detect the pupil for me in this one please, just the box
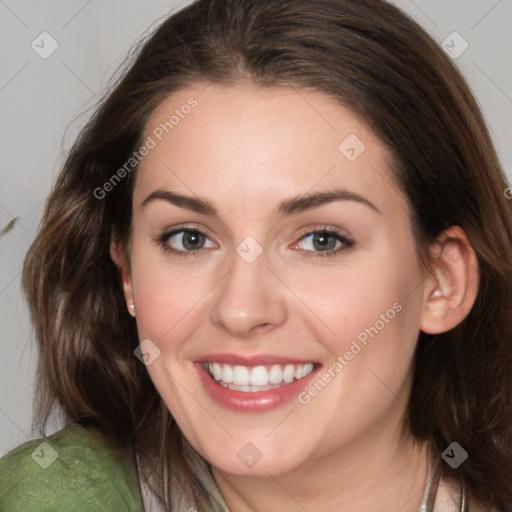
[314,233,335,251]
[183,231,203,250]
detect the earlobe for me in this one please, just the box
[420,227,479,334]
[109,237,136,317]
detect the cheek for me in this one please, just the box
[128,238,210,340]
[284,249,420,357]
[294,254,422,438]
[323,251,423,398]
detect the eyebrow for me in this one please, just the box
[141,189,381,216]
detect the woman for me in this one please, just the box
[1,0,511,510]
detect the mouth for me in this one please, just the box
[201,361,317,392]
[195,356,322,411]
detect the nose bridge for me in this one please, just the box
[210,239,286,337]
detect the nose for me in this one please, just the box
[210,247,287,339]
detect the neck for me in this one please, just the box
[212,428,430,512]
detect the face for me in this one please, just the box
[121,83,430,477]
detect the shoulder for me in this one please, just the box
[0,424,144,511]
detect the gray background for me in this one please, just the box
[1,0,511,456]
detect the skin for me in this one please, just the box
[111,83,479,511]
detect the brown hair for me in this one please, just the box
[22,0,512,510]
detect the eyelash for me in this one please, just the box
[154,225,354,259]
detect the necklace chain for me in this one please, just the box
[422,455,466,512]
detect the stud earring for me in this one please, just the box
[129,304,135,310]
[432,290,442,298]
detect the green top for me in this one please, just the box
[0,425,230,511]
[0,425,145,511]
[0,424,469,511]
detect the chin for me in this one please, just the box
[208,452,305,477]
[194,434,313,478]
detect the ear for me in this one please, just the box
[110,234,136,317]
[420,226,479,334]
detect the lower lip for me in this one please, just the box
[196,363,321,412]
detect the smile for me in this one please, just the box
[196,356,322,412]
[202,362,316,392]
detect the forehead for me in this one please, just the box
[134,83,405,217]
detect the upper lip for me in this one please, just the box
[196,353,319,366]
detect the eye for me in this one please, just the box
[155,227,216,256]
[292,228,354,258]
[154,225,353,258]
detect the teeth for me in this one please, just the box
[250,366,268,386]
[303,363,314,376]
[212,363,222,381]
[233,365,250,386]
[268,365,283,384]
[222,364,233,383]
[283,364,295,383]
[203,362,316,390]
